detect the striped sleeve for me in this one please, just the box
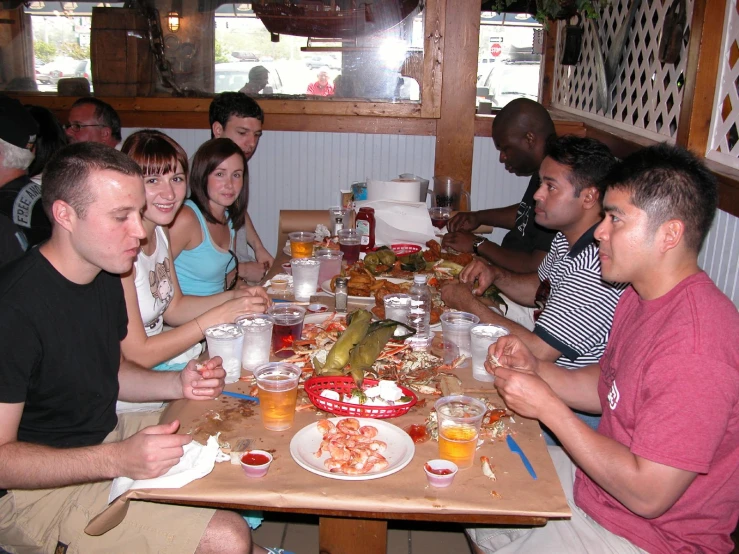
[535,244,626,367]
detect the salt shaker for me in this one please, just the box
[334,277,348,313]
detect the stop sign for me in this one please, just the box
[490,43,502,57]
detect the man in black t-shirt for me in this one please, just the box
[443,99,557,273]
[0,143,265,553]
[0,95,51,266]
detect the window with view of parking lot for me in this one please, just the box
[476,12,543,113]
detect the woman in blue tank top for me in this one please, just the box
[170,138,249,296]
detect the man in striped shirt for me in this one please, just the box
[442,135,625,432]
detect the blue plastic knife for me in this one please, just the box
[506,434,537,480]
[221,391,260,404]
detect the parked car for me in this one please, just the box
[214,62,284,94]
[37,58,90,86]
[476,61,540,108]
[304,54,341,71]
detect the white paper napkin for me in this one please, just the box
[108,435,229,503]
[355,200,436,246]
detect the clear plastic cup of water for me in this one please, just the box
[440,311,480,367]
[291,257,321,301]
[204,323,245,384]
[470,324,510,382]
[235,314,275,373]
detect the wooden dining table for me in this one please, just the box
[88,212,569,554]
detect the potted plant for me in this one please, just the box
[486,0,610,24]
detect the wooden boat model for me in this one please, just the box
[253,0,421,39]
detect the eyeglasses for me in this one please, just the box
[63,123,106,132]
[224,250,240,291]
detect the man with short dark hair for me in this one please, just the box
[442,136,625,433]
[209,92,274,282]
[240,65,270,95]
[469,143,739,554]
[0,142,273,554]
[444,98,557,273]
[0,94,51,265]
[65,97,122,148]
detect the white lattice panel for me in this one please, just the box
[552,0,693,141]
[707,0,739,168]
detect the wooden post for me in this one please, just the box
[539,21,559,108]
[318,517,387,554]
[676,0,726,153]
[432,0,481,209]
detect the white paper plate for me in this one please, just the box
[289,417,415,481]
[320,277,410,302]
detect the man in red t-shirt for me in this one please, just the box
[468,144,739,554]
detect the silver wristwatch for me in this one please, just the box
[472,236,486,255]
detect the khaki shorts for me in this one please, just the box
[467,446,647,554]
[0,411,215,554]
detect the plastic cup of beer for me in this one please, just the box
[440,311,480,367]
[434,395,487,469]
[254,362,301,431]
[289,231,316,259]
[291,257,321,301]
[204,323,245,384]
[470,324,510,382]
[316,249,344,285]
[337,229,361,266]
[268,304,306,359]
[235,314,275,374]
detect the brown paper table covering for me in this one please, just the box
[87,362,569,536]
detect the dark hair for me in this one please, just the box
[42,142,142,220]
[544,135,617,198]
[604,143,718,252]
[493,98,556,141]
[71,97,122,141]
[25,105,68,178]
[209,92,264,136]
[189,138,247,229]
[121,129,189,177]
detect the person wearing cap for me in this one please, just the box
[307,67,334,96]
[0,94,51,265]
[239,65,270,95]
[64,97,122,148]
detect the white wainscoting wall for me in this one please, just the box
[122,128,739,306]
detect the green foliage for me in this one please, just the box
[34,41,57,64]
[59,43,90,60]
[215,41,230,63]
[490,0,609,25]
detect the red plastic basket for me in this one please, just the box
[370,244,421,256]
[304,376,417,419]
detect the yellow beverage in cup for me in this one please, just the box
[289,232,316,259]
[438,423,478,469]
[435,395,487,470]
[290,240,313,258]
[254,362,301,431]
[259,382,299,431]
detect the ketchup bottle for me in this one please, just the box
[355,207,375,252]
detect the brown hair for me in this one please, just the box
[42,142,142,220]
[121,129,189,177]
[189,138,247,229]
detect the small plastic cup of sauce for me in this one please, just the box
[423,459,458,488]
[240,450,273,478]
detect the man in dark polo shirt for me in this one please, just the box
[0,94,51,265]
[443,98,557,273]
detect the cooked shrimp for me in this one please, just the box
[316,419,337,436]
[358,425,378,439]
[337,418,361,435]
[369,440,387,453]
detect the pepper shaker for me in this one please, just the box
[334,277,348,313]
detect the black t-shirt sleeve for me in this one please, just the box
[115,275,129,342]
[0,303,40,403]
